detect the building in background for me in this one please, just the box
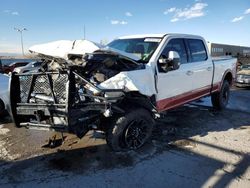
[207,42,250,57]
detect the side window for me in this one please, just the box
[161,39,188,64]
[187,39,207,62]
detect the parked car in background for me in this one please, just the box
[0,73,9,116]
[236,64,250,87]
[13,61,43,73]
[3,61,29,74]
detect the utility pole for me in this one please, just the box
[14,27,27,56]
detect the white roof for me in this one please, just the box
[118,33,203,40]
[118,34,165,39]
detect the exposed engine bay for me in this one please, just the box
[72,50,144,83]
[43,49,144,83]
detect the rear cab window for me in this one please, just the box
[187,39,208,62]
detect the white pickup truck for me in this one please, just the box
[9,34,237,151]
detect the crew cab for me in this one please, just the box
[9,34,237,151]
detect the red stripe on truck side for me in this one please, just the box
[156,82,220,112]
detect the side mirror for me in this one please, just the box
[168,51,180,70]
[158,51,181,72]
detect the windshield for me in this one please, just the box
[107,38,161,63]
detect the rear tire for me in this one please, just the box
[211,80,230,110]
[106,108,154,151]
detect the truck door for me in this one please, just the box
[186,39,214,94]
[156,38,193,112]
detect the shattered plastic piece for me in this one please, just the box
[98,66,156,96]
[103,109,112,117]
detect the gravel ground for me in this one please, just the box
[0,87,249,188]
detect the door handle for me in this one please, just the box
[207,67,212,71]
[186,70,193,76]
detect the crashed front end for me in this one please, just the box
[9,50,156,138]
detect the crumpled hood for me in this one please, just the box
[29,40,141,63]
[29,40,102,60]
[237,69,250,75]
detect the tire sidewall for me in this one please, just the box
[107,108,154,151]
[219,81,230,109]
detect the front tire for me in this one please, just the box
[211,80,230,110]
[106,108,154,151]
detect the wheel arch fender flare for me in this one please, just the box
[219,69,233,91]
[118,92,157,115]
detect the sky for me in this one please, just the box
[0,0,250,54]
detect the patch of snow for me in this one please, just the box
[0,141,20,161]
[0,128,10,135]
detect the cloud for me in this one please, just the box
[3,10,19,16]
[175,3,208,19]
[111,20,119,25]
[245,8,250,15]
[120,21,128,25]
[164,2,208,22]
[231,16,244,22]
[164,7,176,15]
[11,11,19,16]
[230,8,250,23]
[125,12,133,17]
[170,18,179,22]
[111,20,128,25]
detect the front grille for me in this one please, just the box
[33,75,52,95]
[19,75,33,103]
[19,73,68,104]
[53,74,68,102]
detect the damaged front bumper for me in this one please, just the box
[9,67,125,138]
